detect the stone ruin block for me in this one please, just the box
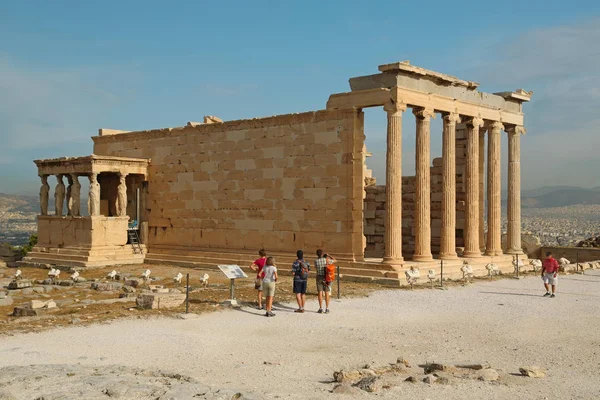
[8,280,32,290]
[136,293,186,310]
[91,282,123,291]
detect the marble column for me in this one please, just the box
[54,174,65,217]
[70,174,81,217]
[88,173,101,216]
[382,101,407,266]
[479,128,486,252]
[506,126,525,254]
[464,117,484,257]
[413,107,434,261]
[439,113,460,259]
[117,173,128,217]
[486,121,504,256]
[66,174,73,216]
[39,175,50,216]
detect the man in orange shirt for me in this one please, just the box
[541,251,559,298]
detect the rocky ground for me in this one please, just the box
[0,269,599,399]
[0,264,376,335]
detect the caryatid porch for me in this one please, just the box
[328,61,532,270]
[20,155,150,268]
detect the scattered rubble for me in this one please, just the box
[136,293,186,310]
[331,358,545,394]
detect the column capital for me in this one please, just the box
[488,121,505,131]
[506,125,526,136]
[383,101,407,115]
[412,107,435,120]
[465,117,484,128]
[442,112,461,123]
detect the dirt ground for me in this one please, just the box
[1,267,599,399]
[0,264,379,335]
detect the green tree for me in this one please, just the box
[21,234,38,256]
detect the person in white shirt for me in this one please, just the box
[261,257,278,317]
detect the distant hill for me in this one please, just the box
[501,186,600,208]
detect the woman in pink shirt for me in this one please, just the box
[249,249,267,309]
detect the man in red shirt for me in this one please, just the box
[541,251,559,298]
[249,249,267,309]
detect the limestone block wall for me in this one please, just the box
[364,137,468,259]
[92,109,366,260]
[37,216,129,247]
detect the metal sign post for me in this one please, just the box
[440,260,444,289]
[218,265,248,307]
[336,265,340,300]
[185,273,190,314]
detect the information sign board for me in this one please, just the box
[217,265,248,279]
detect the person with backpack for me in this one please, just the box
[291,249,310,313]
[314,249,331,314]
[261,257,278,317]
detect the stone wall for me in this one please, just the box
[37,216,129,247]
[92,109,366,259]
[363,128,469,259]
[538,246,600,263]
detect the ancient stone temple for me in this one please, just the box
[22,61,532,282]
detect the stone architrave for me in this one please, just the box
[413,107,434,261]
[39,175,50,216]
[440,113,460,259]
[88,173,101,216]
[464,117,484,257]
[117,173,128,217]
[486,121,504,256]
[71,174,81,217]
[506,125,526,254]
[382,101,407,266]
[54,174,65,216]
[65,174,73,216]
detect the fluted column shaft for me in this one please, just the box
[478,128,486,252]
[506,126,525,254]
[382,102,407,266]
[440,113,460,259]
[486,121,503,256]
[464,117,484,257]
[413,107,434,261]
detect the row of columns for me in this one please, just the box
[382,102,524,265]
[39,173,128,217]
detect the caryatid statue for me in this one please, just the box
[39,175,50,215]
[70,174,81,216]
[116,173,127,217]
[65,174,73,216]
[88,173,101,216]
[54,174,66,216]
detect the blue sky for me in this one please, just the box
[1,0,599,195]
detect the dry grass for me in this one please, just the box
[0,263,381,335]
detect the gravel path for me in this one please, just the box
[1,271,600,399]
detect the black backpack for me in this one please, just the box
[297,260,309,280]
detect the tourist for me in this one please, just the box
[261,257,278,317]
[314,249,331,314]
[291,250,310,313]
[542,251,560,298]
[249,249,267,309]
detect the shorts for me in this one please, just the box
[316,278,332,294]
[293,279,307,294]
[263,281,276,297]
[254,278,263,291]
[543,272,557,285]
